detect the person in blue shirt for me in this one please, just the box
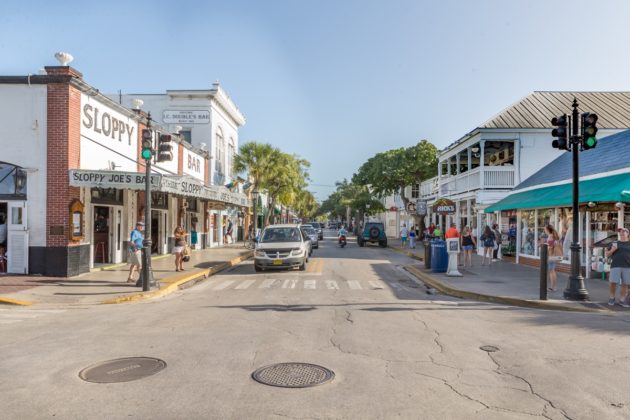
[127,222,144,283]
[338,225,348,244]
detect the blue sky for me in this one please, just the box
[2,0,629,200]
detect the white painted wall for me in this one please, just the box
[0,85,48,247]
[80,93,138,172]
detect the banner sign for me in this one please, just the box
[432,198,456,214]
[416,199,428,216]
[69,170,250,207]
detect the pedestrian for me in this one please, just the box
[191,223,198,250]
[433,224,442,240]
[445,222,459,239]
[428,223,436,239]
[492,224,503,261]
[173,226,187,272]
[542,225,562,291]
[460,226,476,267]
[226,219,234,244]
[400,224,409,248]
[127,222,144,283]
[480,225,496,266]
[605,227,630,307]
[409,225,417,249]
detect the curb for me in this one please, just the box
[389,246,424,262]
[101,251,253,304]
[404,265,604,314]
[0,297,34,306]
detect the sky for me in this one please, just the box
[2,0,630,201]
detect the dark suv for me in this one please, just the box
[357,222,387,247]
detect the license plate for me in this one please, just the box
[273,259,283,265]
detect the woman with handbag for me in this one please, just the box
[543,225,562,291]
[480,225,496,266]
[173,226,187,272]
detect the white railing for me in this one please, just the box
[439,166,514,195]
[420,177,439,198]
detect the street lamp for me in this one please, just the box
[252,189,259,242]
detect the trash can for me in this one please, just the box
[424,240,432,269]
[431,240,448,273]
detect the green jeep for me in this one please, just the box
[358,222,387,247]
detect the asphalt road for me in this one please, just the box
[2,230,630,419]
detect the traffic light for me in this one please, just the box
[551,114,569,150]
[157,134,174,162]
[141,129,153,160]
[582,112,598,150]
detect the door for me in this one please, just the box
[7,201,28,274]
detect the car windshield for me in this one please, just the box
[304,228,317,235]
[310,223,320,229]
[260,227,301,243]
[301,224,313,229]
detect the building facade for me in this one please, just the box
[0,61,249,276]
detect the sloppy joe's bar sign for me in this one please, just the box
[69,170,250,208]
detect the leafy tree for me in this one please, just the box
[353,139,438,230]
[264,152,310,226]
[233,142,277,193]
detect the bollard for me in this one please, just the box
[540,243,548,300]
[424,240,432,269]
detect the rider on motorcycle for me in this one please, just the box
[338,225,348,244]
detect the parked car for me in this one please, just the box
[302,227,319,249]
[328,222,338,230]
[310,222,323,240]
[357,222,387,247]
[254,225,310,272]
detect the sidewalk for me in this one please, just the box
[0,245,253,306]
[388,238,618,313]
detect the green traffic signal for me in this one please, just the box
[141,148,152,160]
[584,136,597,148]
[582,113,598,150]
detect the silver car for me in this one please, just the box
[254,225,309,272]
[302,227,319,249]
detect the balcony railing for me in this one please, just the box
[438,166,515,196]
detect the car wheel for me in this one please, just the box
[254,264,263,272]
[299,260,306,271]
[358,238,365,247]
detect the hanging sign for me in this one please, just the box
[432,198,456,214]
[416,200,428,216]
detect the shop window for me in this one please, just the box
[91,188,123,205]
[470,144,481,170]
[179,130,192,144]
[521,210,535,256]
[537,209,554,255]
[440,161,449,176]
[151,192,169,210]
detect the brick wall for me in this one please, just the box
[46,75,81,247]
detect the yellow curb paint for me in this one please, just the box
[405,265,602,314]
[101,251,253,304]
[0,297,34,306]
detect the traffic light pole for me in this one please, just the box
[141,114,156,292]
[564,99,589,301]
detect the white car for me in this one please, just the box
[254,224,310,272]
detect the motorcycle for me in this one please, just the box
[338,234,347,248]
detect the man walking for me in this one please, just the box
[606,227,630,307]
[127,221,144,284]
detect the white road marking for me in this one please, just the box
[235,280,256,290]
[347,280,362,290]
[368,281,384,289]
[213,280,235,290]
[282,279,298,289]
[259,279,277,288]
[304,280,316,289]
[325,280,339,290]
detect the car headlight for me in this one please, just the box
[291,248,304,256]
[255,250,266,257]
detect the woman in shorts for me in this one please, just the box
[460,226,476,267]
[173,226,187,272]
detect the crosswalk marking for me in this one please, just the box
[0,308,66,324]
[235,279,256,289]
[347,280,362,290]
[213,280,235,290]
[369,281,384,289]
[259,279,277,288]
[325,280,339,290]
[304,280,316,289]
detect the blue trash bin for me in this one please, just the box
[431,240,448,273]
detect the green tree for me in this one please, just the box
[353,139,438,230]
[233,141,277,193]
[264,152,310,226]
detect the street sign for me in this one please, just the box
[416,200,427,216]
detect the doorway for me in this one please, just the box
[2,201,29,274]
[92,205,123,265]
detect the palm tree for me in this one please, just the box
[233,142,277,194]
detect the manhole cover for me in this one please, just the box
[252,362,334,388]
[79,357,166,383]
[480,345,499,353]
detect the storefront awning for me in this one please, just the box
[69,169,251,208]
[485,173,630,213]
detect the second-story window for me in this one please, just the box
[179,130,192,144]
[411,184,419,199]
[215,127,224,175]
[228,138,235,179]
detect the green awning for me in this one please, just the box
[485,173,630,213]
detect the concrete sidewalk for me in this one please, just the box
[0,245,253,306]
[387,238,618,313]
